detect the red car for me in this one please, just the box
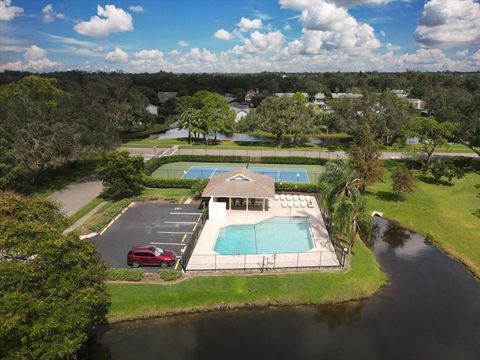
[127,245,177,268]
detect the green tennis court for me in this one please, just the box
[151,162,325,183]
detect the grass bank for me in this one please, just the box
[366,163,480,277]
[122,138,335,151]
[106,240,386,322]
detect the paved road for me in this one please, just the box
[92,202,202,270]
[48,180,104,216]
[125,147,478,160]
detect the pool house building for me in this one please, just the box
[186,167,341,271]
[202,168,275,216]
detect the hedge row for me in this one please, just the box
[90,198,133,232]
[145,155,249,175]
[106,268,145,281]
[142,175,319,193]
[142,175,197,188]
[144,155,328,175]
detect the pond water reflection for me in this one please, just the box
[82,218,480,360]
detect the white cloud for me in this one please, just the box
[329,0,394,7]
[168,49,180,56]
[281,0,380,54]
[415,0,480,47]
[73,5,133,38]
[232,30,284,55]
[0,44,61,72]
[178,40,188,47]
[283,22,292,31]
[0,0,23,21]
[456,49,469,57]
[24,44,46,61]
[380,30,386,37]
[385,43,400,52]
[105,47,128,63]
[129,48,175,72]
[237,17,262,32]
[41,4,65,23]
[129,5,144,13]
[214,29,234,40]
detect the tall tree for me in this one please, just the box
[96,150,145,198]
[318,161,373,253]
[406,116,455,164]
[0,192,108,359]
[348,124,384,188]
[391,166,416,200]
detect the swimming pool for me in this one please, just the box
[214,217,315,255]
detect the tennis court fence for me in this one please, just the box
[153,168,324,183]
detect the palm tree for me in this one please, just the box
[318,161,373,253]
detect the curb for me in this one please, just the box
[99,202,136,236]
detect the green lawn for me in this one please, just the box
[107,239,386,322]
[69,197,104,223]
[366,163,480,277]
[151,161,325,183]
[122,138,336,151]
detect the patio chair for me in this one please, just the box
[293,195,299,202]
[274,194,280,201]
[281,202,287,208]
[235,199,240,207]
[300,202,306,208]
[286,194,292,201]
[307,201,314,208]
[293,202,299,208]
[280,194,286,201]
[299,195,305,202]
[287,202,293,208]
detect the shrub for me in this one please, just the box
[158,269,182,281]
[90,198,133,232]
[191,179,208,198]
[391,166,416,200]
[257,157,328,165]
[424,232,434,245]
[275,182,319,192]
[142,176,197,188]
[106,268,145,281]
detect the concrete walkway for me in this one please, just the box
[63,201,106,234]
[49,180,104,216]
[125,147,478,160]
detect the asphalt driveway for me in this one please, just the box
[92,202,203,270]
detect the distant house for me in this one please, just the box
[224,93,237,104]
[157,92,177,104]
[146,104,158,115]
[229,102,251,122]
[408,98,427,111]
[392,89,408,98]
[274,92,308,99]
[244,90,256,103]
[331,93,363,99]
[313,92,325,104]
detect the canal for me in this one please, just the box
[82,218,480,359]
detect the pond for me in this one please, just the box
[82,218,480,359]
[150,128,346,145]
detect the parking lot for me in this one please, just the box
[92,202,203,270]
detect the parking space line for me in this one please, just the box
[181,234,187,243]
[164,221,197,224]
[157,231,193,234]
[170,212,202,215]
[150,242,186,246]
[174,259,180,270]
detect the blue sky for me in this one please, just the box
[0,0,479,72]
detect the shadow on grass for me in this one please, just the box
[472,209,480,219]
[370,190,398,202]
[419,175,454,187]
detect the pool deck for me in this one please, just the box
[187,195,340,271]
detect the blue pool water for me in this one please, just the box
[214,217,315,255]
[184,166,309,183]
